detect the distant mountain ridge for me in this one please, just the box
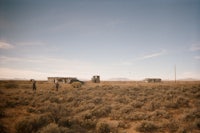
[178,78,200,81]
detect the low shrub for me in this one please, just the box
[120,105,133,114]
[19,98,29,106]
[193,119,200,130]
[110,110,121,120]
[182,109,200,122]
[101,85,114,90]
[77,103,95,113]
[115,96,130,104]
[0,123,7,133]
[37,123,69,133]
[176,128,187,133]
[58,117,73,128]
[71,82,82,88]
[0,90,4,94]
[21,85,31,89]
[0,108,5,118]
[4,83,19,89]
[96,122,110,133]
[118,121,129,129]
[136,121,159,132]
[46,103,70,123]
[5,99,19,108]
[143,101,161,111]
[165,120,179,132]
[176,96,189,107]
[27,107,37,113]
[179,119,200,132]
[15,114,53,133]
[124,112,149,121]
[80,119,97,129]
[49,96,60,103]
[92,105,111,118]
[131,101,144,108]
[93,97,102,104]
[164,100,179,109]
[150,110,171,120]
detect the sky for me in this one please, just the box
[0,0,200,80]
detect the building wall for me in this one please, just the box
[91,75,100,83]
[48,77,77,83]
[144,78,162,83]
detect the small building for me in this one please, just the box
[48,77,77,83]
[91,75,100,83]
[144,78,162,83]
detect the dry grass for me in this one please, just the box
[0,80,200,133]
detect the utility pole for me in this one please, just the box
[174,65,176,83]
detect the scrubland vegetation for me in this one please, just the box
[0,80,200,133]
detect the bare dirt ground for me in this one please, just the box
[0,80,200,133]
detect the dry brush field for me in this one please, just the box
[0,80,200,133]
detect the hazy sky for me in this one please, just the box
[0,0,200,80]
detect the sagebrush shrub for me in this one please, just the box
[71,82,82,88]
[21,84,31,89]
[46,103,69,123]
[120,105,133,113]
[124,112,149,121]
[131,101,144,108]
[150,110,171,120]
[92,105,111,118]
[4,83,19,89]
[118,121,129,129]
[96,122,110,133]
[182,109,200,122]
[80,119,97,129]
[102,84,114,90]
[58,117,73,128]
[0,108,5,118]
[175,96,189,107]
[193,119,200,130]
[5,99,18,108]
[136,121,159,132]
[37,123,69,133]
[0,90,4,94]
[164,120,179,132]
[15,114,53,133]
[0,123,7,133]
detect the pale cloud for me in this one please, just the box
[0,55,127,80]
[138,50,167,60]
[0,56,102,79]
[15,41,59,53]
[0,56,21,62]
[118,50,167,66]
[0,67,48,80]
[0,56,42,63]
[0,42,14,49]
[194,56,200,60]
[190,44,200,51]
[0,56,91,66]
[39,57,107,79]
[181,71,200,79]
[16,42,46,46]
